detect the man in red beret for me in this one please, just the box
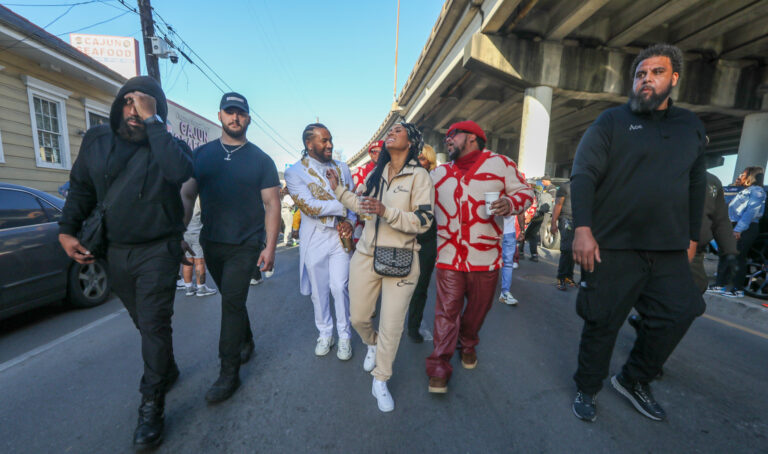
[426,120,534,393]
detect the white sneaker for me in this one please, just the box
[196,284,217,297]
[337,338,352,360]
[176,279,186,290]
[250,278,263,286]
[184,285,196,296]
[264,268,274,279]
[499,291,518,306]
[371,377,394,412]
[315,336,334,356]
[418,321,433,341]
[512,262,519,269]
[363,345,376,372]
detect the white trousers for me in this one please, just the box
[304,227,351,339]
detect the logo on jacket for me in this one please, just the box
[393,185,410,194]
[629,124,643,131]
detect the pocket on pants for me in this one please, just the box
[575,267,612,323]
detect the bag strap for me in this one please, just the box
[102,140,143,211]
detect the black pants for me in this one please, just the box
[732,222,760,291]
[573,250,704,394]
[557,218,575,279]
[407,236,437,334]
[202,241,259,366]
[108,240,182,397]
[525,219,543,256]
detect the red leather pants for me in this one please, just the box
[425,268,499,380]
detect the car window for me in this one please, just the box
[38,197,62,222]
[0,189,48,229]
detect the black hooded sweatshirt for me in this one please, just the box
[59,76,193,245]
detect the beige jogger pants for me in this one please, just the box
[348,251,420,382]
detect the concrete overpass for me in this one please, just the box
[349,0,768,181]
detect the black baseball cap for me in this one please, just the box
[220,92,249,113]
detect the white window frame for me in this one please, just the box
[23,75,72,170]
[83,98,110,130]
[0,128,5,164]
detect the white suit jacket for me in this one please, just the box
[285,156,356,295]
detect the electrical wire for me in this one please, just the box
[55,9,132,36]
[0,2,79,54]
[2,1,97,6]
[149,8,300,157]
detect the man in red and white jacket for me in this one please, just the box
[426,120,534,393]
[351,140,382,190]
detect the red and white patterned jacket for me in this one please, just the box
[432,149,534,272]
[352,161,376,191]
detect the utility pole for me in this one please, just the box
[138,0,161,85]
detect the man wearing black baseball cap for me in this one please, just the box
[181,92,281,404]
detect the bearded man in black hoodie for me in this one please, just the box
[59,76,192,449]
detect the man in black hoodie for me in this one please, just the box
[59,76,192,449]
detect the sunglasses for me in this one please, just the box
[444,129,468,142]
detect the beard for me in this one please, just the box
[223,121,248,139]
[629,83,672,113]
[117,116,148,143]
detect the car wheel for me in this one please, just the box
[68,259,110,307]
[540,213,560,250]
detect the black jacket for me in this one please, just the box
[699,173,737,255]
[59,76,193,245]
[571,101,707,250]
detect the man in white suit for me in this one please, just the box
[285,123,356,360]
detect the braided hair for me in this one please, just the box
[301,123,327,157]
[363,122,424,198]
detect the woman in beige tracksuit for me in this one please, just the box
[327,122,434,412]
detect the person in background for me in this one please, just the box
[351,140,383,242]
[498,212,523,306]
[182,197,217,296]
[280,185,296,247]
[406,144,438,342]
[328,122,434,412]
[551,180,577,290]
[721,166,766,298]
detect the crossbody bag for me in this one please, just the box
[372,177,414,277]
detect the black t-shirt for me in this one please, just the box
[555,182,572,220]
[570,102,706,250]
[193,140,280,245]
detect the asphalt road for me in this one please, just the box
[1,245,766,453]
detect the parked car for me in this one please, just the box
[0,183,110,320]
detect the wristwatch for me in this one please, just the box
[143,114,163,125]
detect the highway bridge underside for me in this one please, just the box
[413,48,756,180]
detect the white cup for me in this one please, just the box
[485,191,500,216]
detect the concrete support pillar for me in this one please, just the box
[517,86,552,178]
[733,112,768,182]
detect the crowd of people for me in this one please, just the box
[55,42,765,450]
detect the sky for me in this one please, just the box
[8,0,446,170]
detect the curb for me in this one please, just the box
[703,292,768,327]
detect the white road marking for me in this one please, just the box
[0,309,127,374]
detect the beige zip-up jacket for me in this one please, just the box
[334,159,435,256]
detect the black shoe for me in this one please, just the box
[530,255,539,262]
[556,279,567,291]
[133,395,164,449]
[205,364,240,404]
[572,390,597,422]
[408,329,424,343]
[627,314,642,331]
[240,339,255,364]
[611,373,666,421]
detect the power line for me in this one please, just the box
[149,8,300,158]
[0,2,79,54]
[2,1,97,6]
[56,9,132,36]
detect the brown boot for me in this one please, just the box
[428,376,448,393]
[461,351,477,369]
